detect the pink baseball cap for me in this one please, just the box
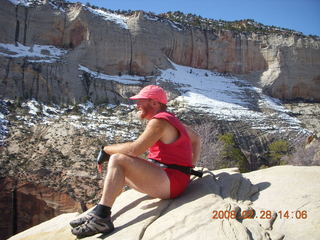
[129,85,168,104]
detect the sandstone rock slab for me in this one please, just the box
[8,166,320,240]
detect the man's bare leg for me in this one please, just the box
[71,153,170,237]
[99,153,170,207]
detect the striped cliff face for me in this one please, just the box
[0,0,320,104]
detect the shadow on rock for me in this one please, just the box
[98,169,271,239]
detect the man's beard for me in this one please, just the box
[137,105,153,120]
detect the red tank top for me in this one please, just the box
[148,112,193,167]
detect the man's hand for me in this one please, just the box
[96,146,110,164]
[97,163,103,173]
[96,146,110,173]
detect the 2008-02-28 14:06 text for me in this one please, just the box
[212,210,308,220]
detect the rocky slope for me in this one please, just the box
[8,166,320,240]
[284,103,320,137]
[1,57,318,239]
[0,100,143,240]
[1,95,319,239]
[0,0,320,104]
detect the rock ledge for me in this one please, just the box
[8,166,320,240]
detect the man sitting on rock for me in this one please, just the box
[70,85,201,238]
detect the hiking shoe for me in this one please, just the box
[71,214,114,238]
[69,211,96,228]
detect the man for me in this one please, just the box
[70,85,201,238]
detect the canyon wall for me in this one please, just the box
[0,177,80,240]
[0,0,319,104]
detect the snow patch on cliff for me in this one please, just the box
[85,7,128,29]
[7,0,66,11]
[0,42,67,63]
[158,60,309,134]
[144,14,183,31]
[79,65,146,84]
[0,100,10,146]
[76,60,310,134]
[8,0,32,6]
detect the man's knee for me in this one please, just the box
[108,153,127,168]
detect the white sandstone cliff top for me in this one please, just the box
[8,165,320,240]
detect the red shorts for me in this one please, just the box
[164,168,190,198]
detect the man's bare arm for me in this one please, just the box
[184,125,201,166]
[104,119,167,157]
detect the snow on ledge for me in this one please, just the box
[7,0,64,11]
[8,0,33,6]
[85,7,128,29]
[159,60,309,133]
[79,65,146,85]
[0,42,67,63]
[144,14,183,31]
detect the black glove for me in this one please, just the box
[96,146,110,164]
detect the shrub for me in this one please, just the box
[192,121,223,170]
[266,140,290,166]
[219,133,249,173]
[283,138,320,166]
[192,122,250,172]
